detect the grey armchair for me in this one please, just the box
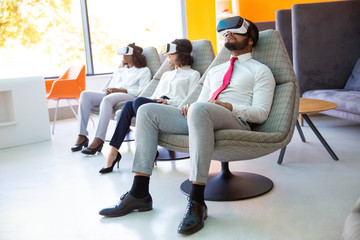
[158,30,300,201]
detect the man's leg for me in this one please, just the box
[178,102,250,234]
[187,102,250,183]
[132,103,189,175]
[99,103,188,217]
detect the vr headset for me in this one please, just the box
[217,16,249,37]
[160,43,177,55]
[117,46,134,55]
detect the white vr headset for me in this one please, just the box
[217,16,249,37]
[161,43,177,55]
[117,46,134,55]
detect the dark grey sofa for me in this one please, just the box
[276,1,360,122]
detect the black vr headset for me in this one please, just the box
[217,16,249,37]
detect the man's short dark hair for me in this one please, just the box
[245,19,259,47]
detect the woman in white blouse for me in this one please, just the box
[71,43,151,154]
[99,39,200,173]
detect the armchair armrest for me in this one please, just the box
[215,129,285,143]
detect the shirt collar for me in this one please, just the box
[231,52,252,64]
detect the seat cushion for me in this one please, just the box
[302,89,360,115]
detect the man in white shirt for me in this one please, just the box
[99,17,276,235]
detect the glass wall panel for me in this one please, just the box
[0,0,85,78]
[87,0,184,74]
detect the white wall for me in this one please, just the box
[0,76,51,149]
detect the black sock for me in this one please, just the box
[129,176,150,198]
[190,184,205,205]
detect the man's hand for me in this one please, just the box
[154,98,168,105]
[207,99,233,111]
[180,104,191,118]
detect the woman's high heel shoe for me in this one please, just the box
[81,143,104,155]
[71,137,89,152]
[99,152,122,174]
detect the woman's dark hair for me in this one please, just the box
[128,43,147,68]
[171,39,194,67]
[245,19,259,47]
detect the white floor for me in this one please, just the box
[0,115,359,240]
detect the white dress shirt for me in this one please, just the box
[151,66,200,107]
[107,66,151,96]
[198,52,275,124]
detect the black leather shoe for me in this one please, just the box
[71,137,89,152]
[81,143,103,155]
[177,199,208,235]
[99,192,152,217]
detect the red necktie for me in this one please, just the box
[210,57,237,100]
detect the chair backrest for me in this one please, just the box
[139,39,215,98]
[292,1,360,94]
[251,30,298,136]
[275,9,293,62]
[59,64,86,93]
[141,47,162,78]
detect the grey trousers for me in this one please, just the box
[77,90,135,141]
[132,102,250,183]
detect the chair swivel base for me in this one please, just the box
[180,163,273,201]
[156,146,189,161]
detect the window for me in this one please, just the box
[86,0,184,74]
[0,0,184,78]
[0,0,85,78]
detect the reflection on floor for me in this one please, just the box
[0,115,359,240]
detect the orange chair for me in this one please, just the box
[45,64,86,134]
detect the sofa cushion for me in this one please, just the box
[345,58,360,91]
[302,89,360,115]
